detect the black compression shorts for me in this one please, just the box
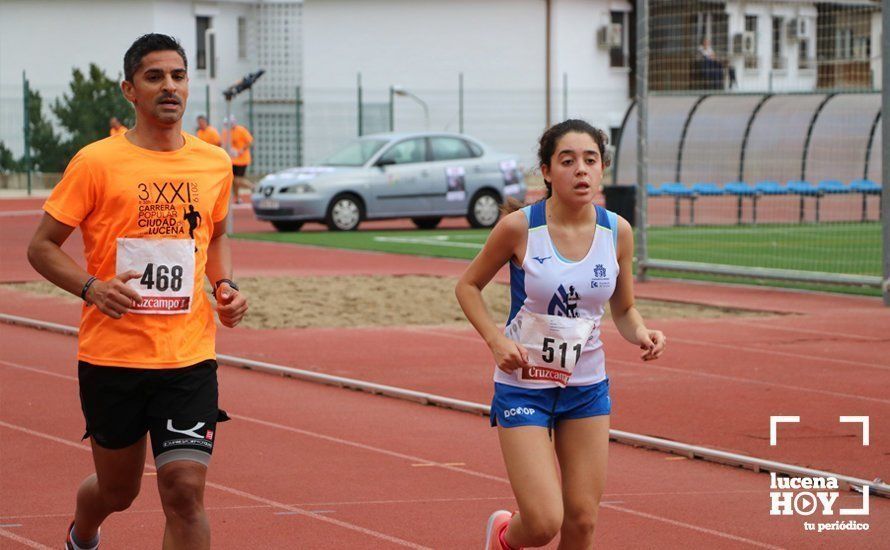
[77,359,229,468]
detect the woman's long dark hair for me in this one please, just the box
[501,119,611,215]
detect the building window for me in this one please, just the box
[798,39,812,69]
[196,16,211,70]
[238,17,247,60]
[609,11,629,68]
[835,28,852,59]
[744,15,758,69]
[772,17,785,70]
[852,35,870,60]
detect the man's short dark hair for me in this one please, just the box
[124,34,187,82]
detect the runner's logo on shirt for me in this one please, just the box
[548,284,580,318]
[136,181,200,238]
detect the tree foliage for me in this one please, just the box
[52,63,133,154]
[0,64,133,173]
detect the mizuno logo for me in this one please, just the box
[166,420,206,439]
[533,256,552,264]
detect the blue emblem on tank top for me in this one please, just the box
[532,255,552,264]
[548,284,581,318]
[591,264,611,289]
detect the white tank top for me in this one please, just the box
[494,201,619,388]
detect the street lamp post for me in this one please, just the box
[392,85,430,130]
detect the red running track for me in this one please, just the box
[2,323,888,549]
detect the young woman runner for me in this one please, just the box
[455,119,666,549]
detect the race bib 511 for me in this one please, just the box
[511,308,596,386]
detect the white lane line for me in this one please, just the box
[0,209,44,218]
[2,361,790,548]
[0,528,52,549]
[718,318,887,343]
[661,333,890,372]
[234,413,507,484]
[599,503,785,550]
[0,420,430,549]
[372,236,484,249]
[404,328,890,404]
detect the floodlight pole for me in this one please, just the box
[635,0,650,282]
[882,2,889,306]
[222,70,265,235]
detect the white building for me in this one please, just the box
[302,0,634,166]
[1,0,881,174]
[0,0,302,172]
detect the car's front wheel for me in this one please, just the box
[271,220,304,232]
[325,194,363,231]
[467,191,501,228]
[411,217,442,229]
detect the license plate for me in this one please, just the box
[258,199,279,209]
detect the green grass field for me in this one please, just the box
[235,222,883,296]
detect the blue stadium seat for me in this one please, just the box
[850,179,881,222]
[850,179,881,194]
[754,181,787,195]
[816,180,849,194]
[646,183,664,197]
[691,182,724,196]
[786,180,820,195]
[722,182,757,224]
[660,182,695,196]
[724,182,756,196]
[786,181,821,223]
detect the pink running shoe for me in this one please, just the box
[484,510,513,550]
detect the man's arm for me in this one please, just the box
[27,213,142,319]
[205,215,247,327]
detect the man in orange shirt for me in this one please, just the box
[28,34,247,550]
[108,116,127,137]
[196,114,221,146]
[222,116,254,203]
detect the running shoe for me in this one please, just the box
[484,510,513,550]
[65,520,99,550]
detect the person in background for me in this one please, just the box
[108,117,127,137]
[196,115,221,147]
[696,37,737,89]
[222,116,254,203]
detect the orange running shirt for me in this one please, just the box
[109,126,127,137]
[43,133,233,369]
[196,125,221,147]
[222,125,252,166]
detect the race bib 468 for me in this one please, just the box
[116,238,195,314]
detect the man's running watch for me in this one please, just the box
[215,278,239,293]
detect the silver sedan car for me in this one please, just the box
[251,132,526,231]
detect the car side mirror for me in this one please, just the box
[376,158,396,169]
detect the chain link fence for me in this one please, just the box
[625,0,886,300]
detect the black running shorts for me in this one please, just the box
[232,164,247,177]
[77,359,229,468]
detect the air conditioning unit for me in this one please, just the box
[732,31,757,56]
[597,23,623,49]
[787,17,807,40]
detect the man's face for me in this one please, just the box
[197,117,208,130]
[122,50,189,126]
[110,117,121,128]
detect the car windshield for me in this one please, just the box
[321,138,389,166]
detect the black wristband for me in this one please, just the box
[81,276,97,301]
[215,278,239,292]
